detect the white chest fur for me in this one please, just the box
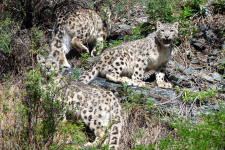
[147,46,171,70]
[62,32,72,54]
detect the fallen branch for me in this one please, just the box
[154,92,183,106]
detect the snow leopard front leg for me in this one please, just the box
[131,56,149,87]
[156,62,172,88]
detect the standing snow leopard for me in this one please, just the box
[45,0,111,69]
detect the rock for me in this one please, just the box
[186,67,195,75]
[167,60,176,66]
[87,56,100,62]
[177,64,185,71]
[180,75,189,81]
[207,56,216,63]
[209,84,219,90]
[90,77,121,91]
[191,110,201,116]
[210,72,222,82]
[213,105,219,111]
[130,23,137,26]
[136,17,147,23]
[204,29,215,42]
[208,53,217,56]
[61,67,83,78]
[203,59,208,63]
[115,29,122,33]
[168,74,179,82]
[200,4,211,16]
[214,49,220,55]
[201,105,209,110]
[89,77,176,102]
[113,9,123,15]
[190,38,196,43]
[171,46,179,55]
[191,60,199,64]
[203,111,212,115]
[120,18,128,23]
[222,44,225,50]
[210,64,217,68]
[195,67,203,70]
[128,10,133,15]
[167,61,185,71]
[193,42,205,51]
[217,58,225,64]
[118,24,131,30]
[198,72,214,82]
[168,73,191,87]
[181,82,191,87]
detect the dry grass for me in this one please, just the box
[0,29,44,80]
[120,106,170,149]
[0,81,172,149]
[0,78,24,149]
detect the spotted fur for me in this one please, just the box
[46,1,111,69]
[41,74,122,149]
[79,21,179,88]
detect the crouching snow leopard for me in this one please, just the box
[79,21,179,88]
[38,57,122,149]
[47,0,111,68]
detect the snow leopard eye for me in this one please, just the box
[170,30,174,32]
[161,30,164,32]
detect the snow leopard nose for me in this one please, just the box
[165,36,169,39]
[46,64,50,70]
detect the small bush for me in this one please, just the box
[158,104,225,149]
[182,88,216,102]
[146,0,175,23]
[3,67,88,149]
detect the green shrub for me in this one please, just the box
[30,27,45,55]
[119,82,153,110]
[79,53,90,70]
[146,0,175,23]
[185,0,208,9]
[16,67,86,149]
[158,103,225,149]
[212,0,225,13]
[143,0,207,42]
[182,88,216,102]
[0,15,18,54]
[134,103,225,149]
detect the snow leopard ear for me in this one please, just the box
[156,21,162,29]
[173,22,179,30]
[36,54,44,63]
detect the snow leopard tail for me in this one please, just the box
[108,91,123,150]
[79,64,100,84]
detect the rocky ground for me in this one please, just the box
[65,0,225,120]
[0,0,224,149]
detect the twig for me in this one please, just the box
[191,12,199,20]
[186,95,199,118]
[54,141,87,150]
[13,121,21,138]
[178,102,186,116]
[154,92,183,106]
[153,127,161,144]
[195,16,202,27]
[54,142,65,150]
